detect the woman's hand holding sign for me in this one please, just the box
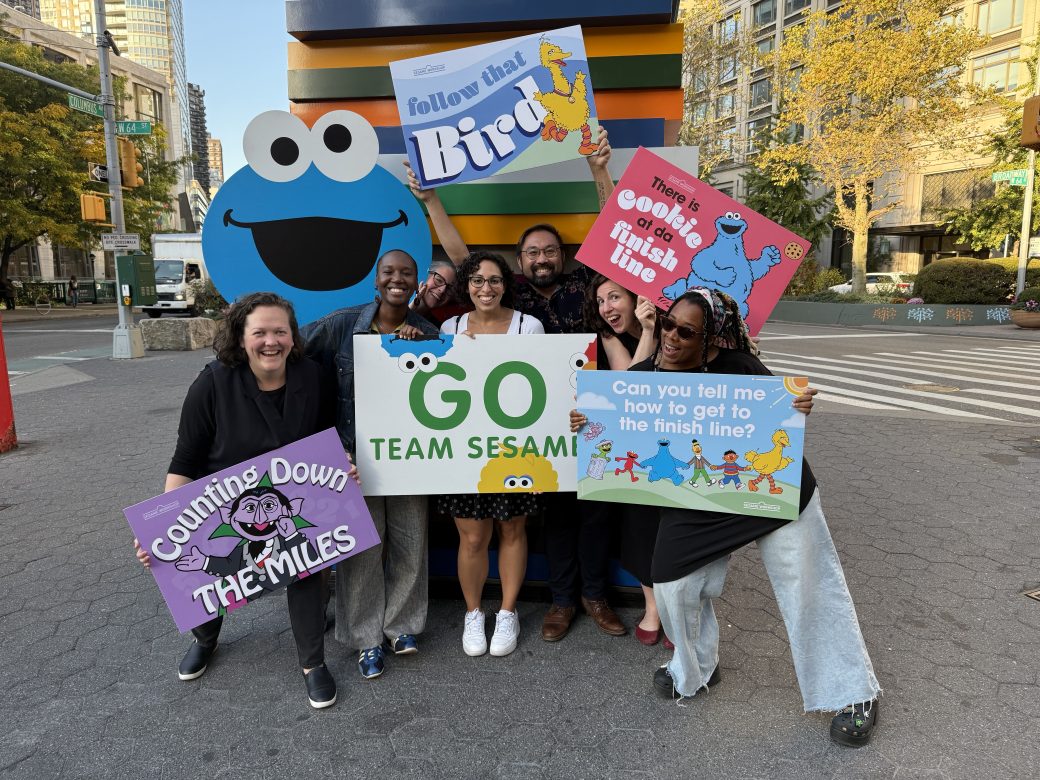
[792,387,818,416]
[570,409,587,433]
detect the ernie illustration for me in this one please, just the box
[614,451,640,482]
[532,38,598,155]
[713,450,750,490]
[745,429,794,494]
[174,480,317,595]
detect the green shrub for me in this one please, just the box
[1012,286,1040,310]
[783,261,847,296]
[189,279,228,317]
[796,289,867,303]
[912,259,1013,304]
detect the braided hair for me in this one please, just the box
[652,287,758,371]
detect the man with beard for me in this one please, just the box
[407,129,627,643]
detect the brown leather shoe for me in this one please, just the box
[541,604,576,642]
[581,597,627,636]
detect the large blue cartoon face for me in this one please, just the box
[715,211,748,239]
[203,110,431,325]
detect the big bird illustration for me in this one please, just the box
[533,39,599,156]
[477,452,559,493]
[744,429,794,495]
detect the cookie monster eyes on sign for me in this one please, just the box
[203,110,431,325]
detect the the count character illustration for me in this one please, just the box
[203,110,432,325]
[175,485,317,592]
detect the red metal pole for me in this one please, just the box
[0,315,17,453]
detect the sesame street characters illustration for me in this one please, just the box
[587,440,613,480]
[532,38,598,155]
[174,483,317,594]
[638,439,690,486]
[614,451,640,482]
[478,453,559,493]
[569,340,597,388]
[582,421,606,441]
[713,450,750,490]
[685,439,717,488]
[745,429,794,494]
[203,110,432,326]
[662,212,782,319]
[380,334,455,372]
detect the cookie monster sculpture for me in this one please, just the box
[203,110,432,325]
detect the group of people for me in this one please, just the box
[133,129,881,746]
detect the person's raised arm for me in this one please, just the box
[586,127,614,210]
[404,160,470,266]
[626,296,658,367]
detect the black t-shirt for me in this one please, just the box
[635,349,819,583]
[595,329,640,369]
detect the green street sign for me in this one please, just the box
[992,169,1029,186]
[116,120,152,135]
[68,94,104,118]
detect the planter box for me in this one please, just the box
[1011,310,1040,329]
[770,301,1013,327]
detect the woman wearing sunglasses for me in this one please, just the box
[570,287,881,746]
[439,251,544,658]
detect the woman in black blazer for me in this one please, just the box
[134,292,347,709]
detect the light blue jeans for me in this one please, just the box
[655,489,881,711]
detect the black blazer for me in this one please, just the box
[168,357,335,479]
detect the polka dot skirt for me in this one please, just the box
[437,493,539,522]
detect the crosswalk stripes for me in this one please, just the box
[760,344,1040,423]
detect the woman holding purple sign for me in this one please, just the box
[133,292,345,710]
[570,287,882,746]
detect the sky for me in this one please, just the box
[183,1,290,178]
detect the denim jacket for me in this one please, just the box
[301,301,439,455]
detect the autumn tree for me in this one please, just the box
[762,0,991,293]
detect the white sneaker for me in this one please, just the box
[462,609,487,656]
[489,609,520,657]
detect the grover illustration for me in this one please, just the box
[662,211,781,318]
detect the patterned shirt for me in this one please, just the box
[512,265,593,335]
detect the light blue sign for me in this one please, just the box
[575,371,808,520]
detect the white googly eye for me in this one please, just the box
[732,212,741,220]
[504,476,519,489]
[310,110,379,182]
[417,353,439,372]
[243,111,313,182]
[518,476,533,489]
[569,352,589,371]
[398,353,419,373]
[725,211,735,219]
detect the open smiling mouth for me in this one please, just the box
[719,222,743,235]
[224,209,408,291]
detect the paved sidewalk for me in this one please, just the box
[0,349,1038,779]
[0,304,121,323]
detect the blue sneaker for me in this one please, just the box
[358,646,384,679]
[390,634,418,655]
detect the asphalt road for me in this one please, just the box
[2,314,118,372]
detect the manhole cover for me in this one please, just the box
[1024,588,1040,603]
[903,383,960,393]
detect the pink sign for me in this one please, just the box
[575,147,810,335]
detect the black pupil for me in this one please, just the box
[271,137,299,166]
[324,124,352,153]
[405,360,415,370]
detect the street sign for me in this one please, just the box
[1029,237,1040,259]
[992,169,1029,186]
[88,162,108,182]
[102,233,141,252]
[115,120,152,135]
[68,94,104,118]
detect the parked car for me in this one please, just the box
[829,272,913,295]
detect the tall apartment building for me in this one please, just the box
[187,83,210,193]
[41,0,193,217]
[3,0,41,18]
[679,0,1037,275]
[207,135,224,197]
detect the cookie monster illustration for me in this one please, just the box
[662,211,781,318]
[637,438,690,486]
[380,334,455,373]
[203,110,432,325]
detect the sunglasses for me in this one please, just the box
[659,314,705,341]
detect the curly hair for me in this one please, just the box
[452,250,516,309]
[213,291,304,367]
[582,273,638,339]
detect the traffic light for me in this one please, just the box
[80,193,106,222]
[117,137,143,187]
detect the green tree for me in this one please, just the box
[762,0,992,294]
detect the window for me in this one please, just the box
[786,0,810,14]
[757,36,776,58]
[972,47,1020,92]
[718,15,739,42]
[976,0,1023,35]
[920,170,995,222]
[692,100,709,123]
[720,125,738,158]
[751,77,772,107]
[747,117,773,152]
[716,92,735,117]
[719,53,738,83]
[753,0,777,27]
[134,84,162,121]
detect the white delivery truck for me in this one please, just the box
[144,233,208,317]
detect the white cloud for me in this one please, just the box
[577,392,617,411]
[780,412,806,429]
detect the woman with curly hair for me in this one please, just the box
[439,251,544,658]
[134,292,347,709]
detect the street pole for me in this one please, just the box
[1016,151,1034,297]
[95,0,143,359]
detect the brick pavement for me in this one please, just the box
[1,348,1038,779]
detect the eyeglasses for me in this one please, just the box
[659,315,705,341]
[427,270,451,289]
[469,275,505,288]
[522,245,561,260]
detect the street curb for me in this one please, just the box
[1,305,121,323]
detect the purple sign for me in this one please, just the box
[124,428,379,632]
